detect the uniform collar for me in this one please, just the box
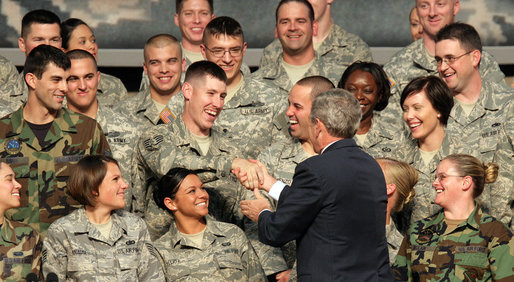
[169,216,225,249]
[0,217,19,245]
[70,208,128,245]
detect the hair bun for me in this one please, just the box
[484,162,499,184]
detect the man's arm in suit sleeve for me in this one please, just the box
[257,161,322,247]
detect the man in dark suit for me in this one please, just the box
[240,89,393,281]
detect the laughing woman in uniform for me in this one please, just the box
[153,167,266,281]
[42,155,164,281]
[0,160,41,281]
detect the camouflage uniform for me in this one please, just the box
[155,216,266,281]
[0,217,41,282]
[252,51,349,97]
[95,104,139,210]
[135,117,288,275]
[386,220,404,267]
[0,107,111,237]
[357,113,406,159]
[0,55,19,88]
[42,208,164,281]
[446,81,513,228]
[0,72,26,117]
[213,75,287,159]
[96,72,128,108]
[117,87,185,128]
[382,39,506,126]
[392,204,514,281]
[259,24,373,71]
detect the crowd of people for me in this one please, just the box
[0,0,512,281]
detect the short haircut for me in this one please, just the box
[276,0,315,23]
[184,60,227,85]
[144,33,181,62]
[176,0,214,14]
[203,16,244,43]
[67,155,119,207]
[400,76,454,126]
[435,22,482,53]
[376,158,418,212]
[66,49,98,71]
[21,9,61,38]
[24,45,71,80]
[338,61,391,111]
[442,154,498,199]
[296,75,335,100]
[310,89,362,139]
[154,167,197,214]
[61,18,90,50]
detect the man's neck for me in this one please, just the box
[68,99,99,119]
[454,74,482,104]
[150,87,180,105]
[300,139,316,156]
[23,95,57,124]
[181,40,202,53]
[422,33,436,56]
[182,112,210,137]
[227,71,243,91]
[314,15,333,43]
[283,47,315,66]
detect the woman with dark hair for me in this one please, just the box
[393,154,514,281]
[153,167,266,281]
[42,155,164,281]
[0,160,41,281]
[61,18,128,107]
[397,75,477,224]
[338,61,402,157]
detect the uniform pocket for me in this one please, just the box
[454,251,488,281]
[215,252,243,270]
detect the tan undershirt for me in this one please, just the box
[313,40,322,51]
[455,99,476,117]
[445,218,466,232]
[226,73,244,103]
[182,46,204,65]
[192,133,212,156]
[281,58,313,86]
[180,228,206,248]
[419,149,438,166]
[91,218,113,239]
[354,132,368,145]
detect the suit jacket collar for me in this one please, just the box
[321,138,357,154]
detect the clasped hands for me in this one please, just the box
[231,159,277,222]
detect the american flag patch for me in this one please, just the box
[160,107,175,124]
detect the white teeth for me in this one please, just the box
[12,193,20,196]
[196,202,206,206]
[360,105,366,108]
[192,28,202,31]
[436,189,443,193]
[205,110,217,116]
[410,123,421,128]
[289,120,298,125]
[159,77,171,81]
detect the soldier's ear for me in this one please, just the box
[164,197,177,211]
[25,73,37,90]
[183,82,193,100]
[386,183,396,196]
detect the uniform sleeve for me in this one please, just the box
[391,233,412,281]
[91,121,111,156]
[258,39,281,70]
[488,225,514,280]
[136,219,165,281]
[42,225,69,281]
[31,232,43,279]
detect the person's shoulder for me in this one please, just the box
[114,209,145,225]
[47,209,82,231]
[211,220,246,237]
[5,218,39,238]
[476,210,513,241]
[384,40,421,69]
[333,24,368,46]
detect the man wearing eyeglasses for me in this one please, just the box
[435,23,513,230]
[382,0,506,131]
[201,17,287,160]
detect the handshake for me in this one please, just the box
[231,158,277,222]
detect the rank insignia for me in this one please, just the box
[5,138,22,155]
[416,228,433,244]
[464,269,478,282]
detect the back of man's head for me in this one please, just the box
[435,22,482,53]
[21,9,61,38]
[185,60,227,85]
[176,0,214,14]
[203,16,244,42]
[144,34,181,61]
[296,76,335,100]
[275,0,314,23]
[66,49,98,71]
[24,45,70,80]
[310,89,361,139]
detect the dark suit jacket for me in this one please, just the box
[258,139,393,281]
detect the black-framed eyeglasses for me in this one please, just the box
[435,50,473,66]
[203,46,243,58]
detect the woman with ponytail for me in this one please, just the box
[376,158,417,265]
[392,154,514,281]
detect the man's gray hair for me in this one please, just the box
[310,89,362,138]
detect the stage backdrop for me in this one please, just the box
[0,0,513,49]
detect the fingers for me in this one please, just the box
[253,188,263,199]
